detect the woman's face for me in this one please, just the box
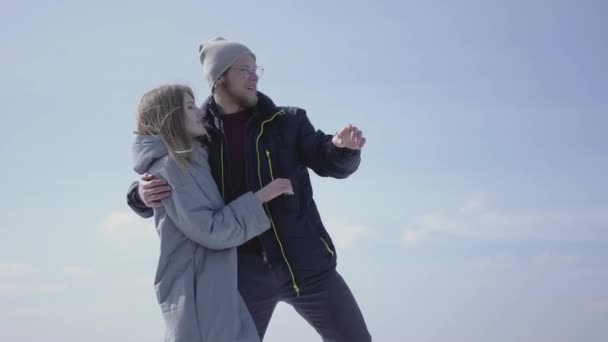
[183,92,206,138]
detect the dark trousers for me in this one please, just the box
[238,253,371,342]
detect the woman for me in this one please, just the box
[132,84,292,341]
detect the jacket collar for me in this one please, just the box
[201,91,280,134]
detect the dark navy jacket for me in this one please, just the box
[128,92,361,295]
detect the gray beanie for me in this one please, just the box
[198,37,255,89]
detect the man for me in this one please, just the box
[127,37,371,341]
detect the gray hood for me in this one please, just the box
[132,135,169,175]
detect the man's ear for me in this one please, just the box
[216,75,227,90]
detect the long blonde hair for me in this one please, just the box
[137,84,198,169]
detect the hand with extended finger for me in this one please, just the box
[331,124,366,150]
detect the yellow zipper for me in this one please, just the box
[220,140,225,199]
[320,237,335,256]
[265,150,274,179]
[256,110,300,296]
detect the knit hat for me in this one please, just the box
[198,37,255,89]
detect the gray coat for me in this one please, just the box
[132,135,270,342]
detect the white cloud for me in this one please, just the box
[475,253,514,271]
[400,229,428,244]
[477,258,492,270]
[0,263,97,297]
[533,251,583,267]
[62,265,95,277]
[475,251,585,272]
[31,283,69,294]
[99,211,152,234]
[590,299,608,314]
[462,195,485,212]
[98,211,159,254]
[562,252,584,266]
[0,263,34,277]
[533,251,553,267]
[411,196,608,241]
[0,284,20,297]
[0,263,36,296]
[419,215,445,229]
[324,217,370,249]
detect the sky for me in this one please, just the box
[1,0,607,341]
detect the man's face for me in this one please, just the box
[218,53,260,109]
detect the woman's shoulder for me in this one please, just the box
[149,155,193,189]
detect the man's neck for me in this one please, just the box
[213,93,244,115]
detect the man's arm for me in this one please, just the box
[126,181,153,218]
[295,108,365,178]
[126,173,172,218]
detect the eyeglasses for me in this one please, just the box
[232,66,264,79]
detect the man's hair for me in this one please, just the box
[211,70,228,94]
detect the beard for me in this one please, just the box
[234,92,258,109]
[223,80,258,110]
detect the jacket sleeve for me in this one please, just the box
[160,173,271,250]
[296,108,361,178]
[126,181,154,219]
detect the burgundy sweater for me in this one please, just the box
[222,109,265,255]
[221,109,250,200]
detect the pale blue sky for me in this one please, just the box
[1,0,607,341]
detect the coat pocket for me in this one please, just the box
[320,237,335,257]
[159,294,186,313]
[160,301,191,342]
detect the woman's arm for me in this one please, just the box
[159,167,292,250]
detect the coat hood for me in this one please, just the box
[132,135,169,175]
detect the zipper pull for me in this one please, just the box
[265,150,275,181]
